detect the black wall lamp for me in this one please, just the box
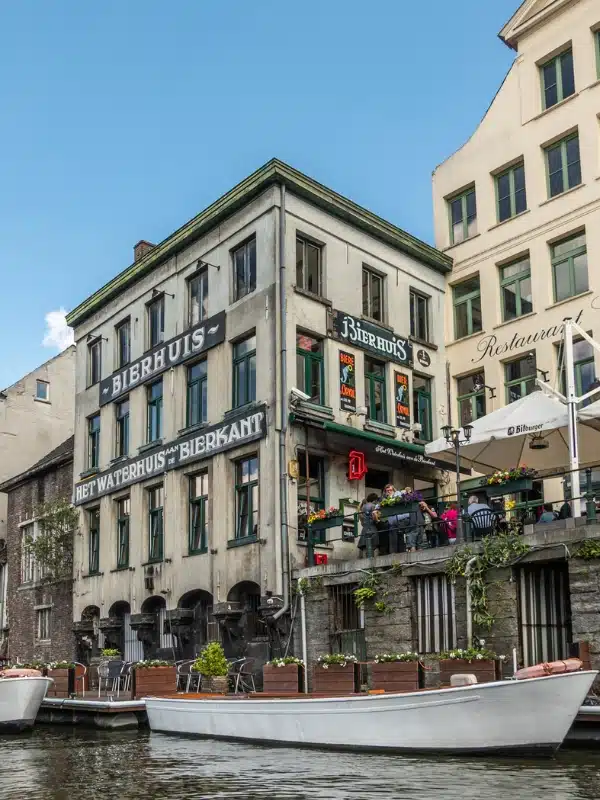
[473,377,496,399]
[86,333,108,343]
[152,287,175,299]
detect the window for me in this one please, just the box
[410,290,429,341]
[416,574,456,653]
[552,232,588,302]
[147,380,163,442]
[148,485,164,563]
[116,497,130,569]
[541,49,575,110]
[189,269,208,326]
[505,354,537,403]
[296,333,324,405]
[88,508,100,575]
[21,524,35,583]
[362,267,383,321]
[35,380,49,401]
[235,456,259,540]
[88,339,101,386]
[559,338,596,403]
[545,133,581,198]
[147,296,165,349]
[233,237,256,301]
[519,564,571,666]
[296,236,322,295]
[115,399,130,458]
[115,319,131,368]
[189,473,209,554]
[364,357,386,422]
[413,375,433,442]
[187,361,208,427]
[298,452,326,544]
[36,608,51,641]
[232,335,256,408]
[495,162,527,222]
[453,277,482,339]
[448,187,477,244]
[457,373,486,427]
[88,413,101,470]
[597,30,600,79]
[500,257,532,321]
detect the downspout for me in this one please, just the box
[465,556,478,649]
[274,183,289,622]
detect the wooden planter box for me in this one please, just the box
[312,663,359,695]
[486,479,533,497]
[309,516,343,532]
[45,667,74,698]
[263,664,304,694]
[132,666,177,699]
[370,661,422,693]
[439,659,501,685]
[378,502,418,519]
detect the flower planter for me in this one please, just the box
[263,664,304,694]
[486,479,533,497]
[201,676,228,694]
[132,665,177,699]
[370,661,422,693]
[378,502,419,519]
[45,667,74,698]
[308,515,344,532]
[312,663,359,695]
[439,659,501,685]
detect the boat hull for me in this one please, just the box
[0,677,53,733]
[145,670,597,756]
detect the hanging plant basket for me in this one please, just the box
[486,479,533,497]
[308,515,344,532]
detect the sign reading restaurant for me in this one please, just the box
[331,310,413,367]
[99,310,226,406]
[74,405,267,505]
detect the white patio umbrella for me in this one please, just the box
[578,398,600,433]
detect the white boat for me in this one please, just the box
[0,676,53,733]
[145,670,597,756]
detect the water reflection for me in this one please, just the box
[1,729,600,800]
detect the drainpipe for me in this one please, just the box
[300,591,308,692]
[274,183,289,623]
[465,556,478,649]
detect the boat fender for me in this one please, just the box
[450,674,478,687]
[515,659,582,680]
[0,668,43,678]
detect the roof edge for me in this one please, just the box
[0,436,74,494]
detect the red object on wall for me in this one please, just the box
[348,450,367,481]
[314,553,328,565]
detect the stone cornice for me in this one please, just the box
[499,0,576,51]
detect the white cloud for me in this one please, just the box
[42,308,74,351]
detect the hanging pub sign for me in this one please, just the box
[394,371,410,429]
[339,350,356,412]
[348,450,367,481]
[99,310,226,406]
[331,310,412,367]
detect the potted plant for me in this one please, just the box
[44,661,76,697]
[437,647,506,684]
[483,467,536,498]
[376,489,423,519]
[307,506,344,532]
[313,653,359,695]
[192,642,230,694]
[263,656,305,694]
[100,647,121,658]
[370,652,422,693]
[131,659,176,699]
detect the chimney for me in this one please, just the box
[134,240,155,262]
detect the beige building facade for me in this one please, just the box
[433,0,600,502]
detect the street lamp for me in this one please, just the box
[441,423,473,542]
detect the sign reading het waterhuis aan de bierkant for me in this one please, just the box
[332,311,412,367]
[339,350,356,412]
[73,405,267,505]
[394,371,410,428]
[99,310,226,406]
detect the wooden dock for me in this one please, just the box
[37,696,147,730]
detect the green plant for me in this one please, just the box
[354,586,377,607]
[101,648,121,657]
[133,660,172,668]
[575,539,600,560]
[438,647,506,663]
[353,570,393,614]
[267,656,304,667]
[23,498,77,582]
[483,467,536,486]
[46,661,75,670]
[373,652,420,663]
[191,642,229,676]
[317,653,357,668]
[295,575,323,596]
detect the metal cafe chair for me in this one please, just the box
[176,659,201,693]
[232,658,256,694]
[117,662,134,697]
[98,660,124,698]
[73,662,87,698]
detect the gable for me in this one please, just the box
[500,0,576,50]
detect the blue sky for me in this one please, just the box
[0,0,517,388]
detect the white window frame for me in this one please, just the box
[35,380,50,402]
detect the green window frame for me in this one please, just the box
[453,277,482,339]
[495,162,527,223]
[189,473,209,554]
[147,379,163,443]
[541,49,575,110]
[559,338,597,404]
[551,232,588,303]
[188,268,208,326]
[296,236,322,296]
[88,508,100,575]
[147,295,165,349]
[448,187,477,244]
[298,451,327,545]
[410,290,429,342]
[88,413,101,470]
[457,373,486,427]
[115,399,129,457]
[187,360,208,427]
[115,318,130,368]
[232,334,256,408]
[235,456,259,540]
[413,375,433,442]
[296,333,324,404]
[116,497,130,569]
[87,339,101,387]
[233,237,257,301]
[364,357,387,422]
[148,485,164,563]
[362,267,384,321]
[505,354,537,404]
[500,257,532,321]
[545,133,581,198]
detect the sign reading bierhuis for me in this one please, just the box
[99,310,226,406]
[331,310,412,367]
[73,405,267,505]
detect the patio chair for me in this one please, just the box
[118,662,134,698]
[231,658,256,694]
[468,509,498,541]
[73,662,87,698]
[176,660,201,693]
[98,660,124,698]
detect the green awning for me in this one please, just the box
[321,420,424,454]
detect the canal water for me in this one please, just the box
[1,729,600,799]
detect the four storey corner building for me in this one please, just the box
[67,159,452,664]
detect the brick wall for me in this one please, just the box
[5,459,75,663]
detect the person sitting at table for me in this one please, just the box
[538,503,558,523]
[467,495,492,516]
